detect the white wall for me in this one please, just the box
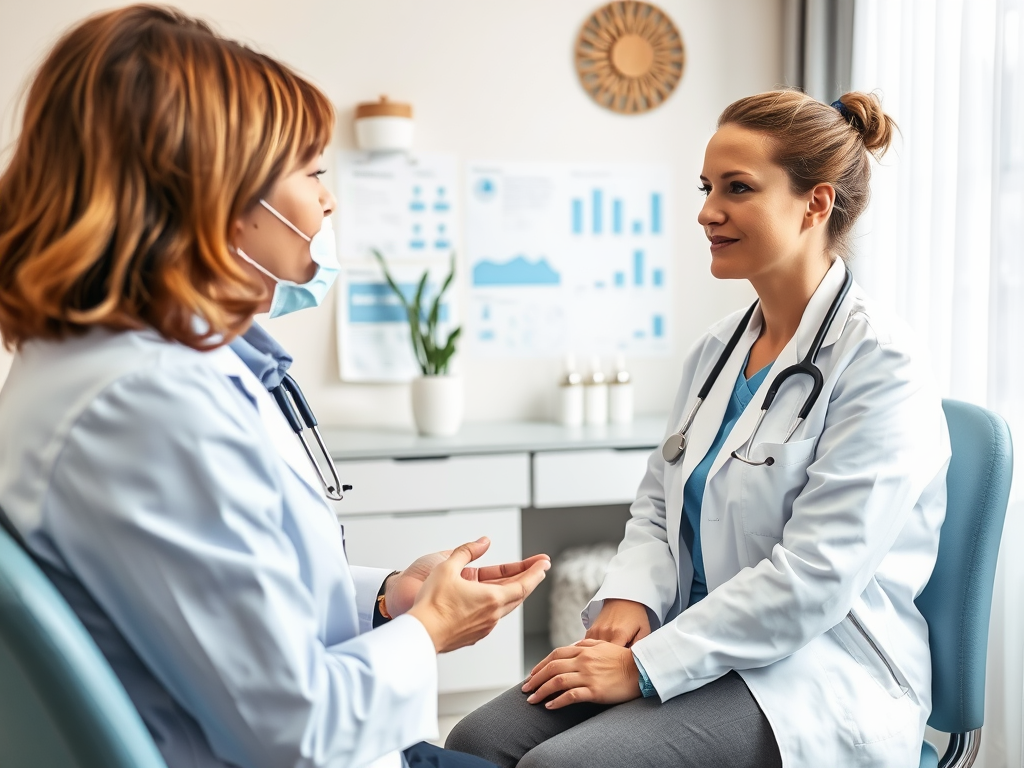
[0,0,783,427]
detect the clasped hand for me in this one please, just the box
[521,598,652,710]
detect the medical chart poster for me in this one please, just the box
[466,162,672,358]
[334,152,459,382]
[335,152,458,264]
[336,262,459,383]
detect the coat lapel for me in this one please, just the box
[206,347,327,500]
[665,306,762,558]
[705,258,851,487]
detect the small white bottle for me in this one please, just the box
[584,356,609,425]
[558,355,584,427]
[609,355,634,425]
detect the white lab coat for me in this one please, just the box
[0,327,436,768]
[584,258,950,767]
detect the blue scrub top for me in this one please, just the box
[681,357,772,607]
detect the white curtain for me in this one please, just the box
[851,1,1023,765]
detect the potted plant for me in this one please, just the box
[373,250,463,436]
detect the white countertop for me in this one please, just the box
[322,415,670,461]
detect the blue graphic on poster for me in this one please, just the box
[466,162,671,356]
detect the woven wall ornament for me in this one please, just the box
[575,1,685,115]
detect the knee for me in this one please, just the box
[444,710,489,758]
[517,742,579,768]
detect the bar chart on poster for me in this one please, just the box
[466,162,672,357]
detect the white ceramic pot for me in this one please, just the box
[411,375,464,436]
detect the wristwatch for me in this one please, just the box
[372,570,401,628]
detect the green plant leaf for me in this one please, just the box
[370,249,461,377]
[427,253,456,346]
[407,305,428,374]
[434,326,461,374]
[412,272,431,373]
[371,249,410,310]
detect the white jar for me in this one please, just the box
[584,359,608,425]
[354,96,414,153]
[609,369,634,424]
[558,373,585,427]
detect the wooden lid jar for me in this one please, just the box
[354,96,414,152]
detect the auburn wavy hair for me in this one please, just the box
[0,4,334,350]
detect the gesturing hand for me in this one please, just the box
[407,538,550,653]
[386,548,552,617]
[584,598,651,647]
[522,639,642,710]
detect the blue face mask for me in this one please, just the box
[235,199,340,318]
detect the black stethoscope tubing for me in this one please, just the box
[270,374,349,501]
[662,265,853,466]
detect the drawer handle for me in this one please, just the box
[392,455,452,462]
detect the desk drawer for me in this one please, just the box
[532,448,651,508]
[333,453,529,515]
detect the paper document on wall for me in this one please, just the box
[335,152,459,382]
[466,162,672,357]
[337,262,458,382]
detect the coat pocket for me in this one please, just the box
[737,436,816,539]
[830,612,909,699]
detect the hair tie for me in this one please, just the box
[831,99,851,121]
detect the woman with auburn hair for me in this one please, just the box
[0,6,549,768]
[449,91,949,768]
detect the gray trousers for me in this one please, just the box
[445,671,781,768]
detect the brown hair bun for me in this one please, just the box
[718,89,899,260]
[834,92,897,156]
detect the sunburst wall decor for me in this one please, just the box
[575,1,685,115]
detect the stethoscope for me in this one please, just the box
[270,374,350,501]
[661,265,853,468]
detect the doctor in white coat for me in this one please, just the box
[448,91,950,768]
[0,7,549,768]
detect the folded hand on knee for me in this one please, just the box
[521,639,642,710]
[584,598,651,646]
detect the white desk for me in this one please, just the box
[324,417,666,695]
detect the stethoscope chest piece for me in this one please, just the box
[657,264,852,472]
[662,432,686,463]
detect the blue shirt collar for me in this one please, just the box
[228,323,293,390]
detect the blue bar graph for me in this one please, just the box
[653,315,664,338]
[653,269,664,287]
[633,221,643,234]
[612,199,623,234]
[572,199,583,234]
[651,193,662,234]
[634,250,644,286]
[592,190,603,234]
[614,271,625,287]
